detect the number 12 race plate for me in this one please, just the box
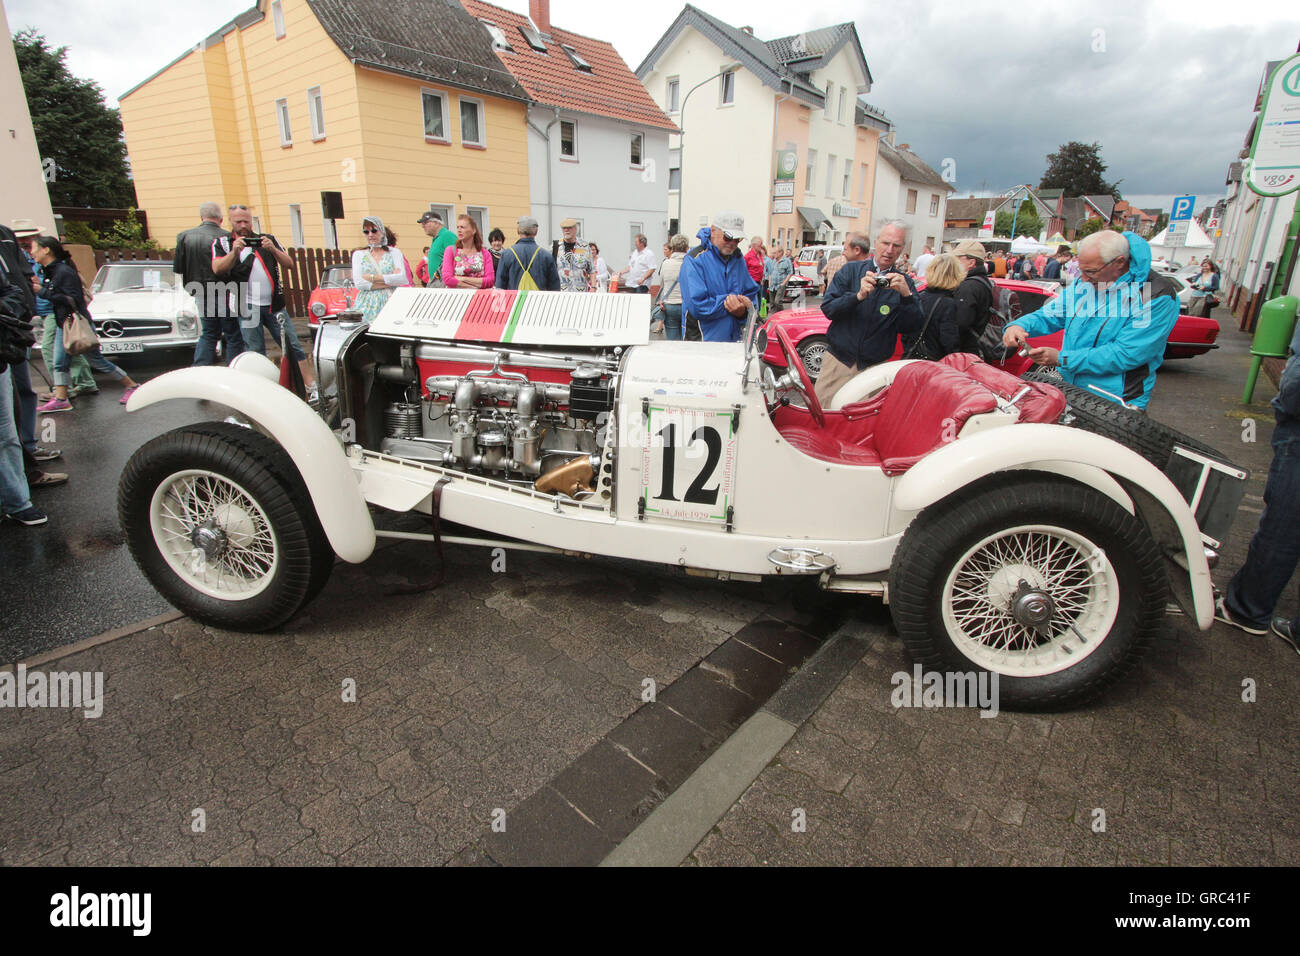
[640,405,738,524]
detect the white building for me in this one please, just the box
[464,0,675,268]
[637,7,884,251]
[0,3,55,231]
[872,137,953,260]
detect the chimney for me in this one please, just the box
[898,143,909,151]
[530,0,551,35]
[740,25,754,35]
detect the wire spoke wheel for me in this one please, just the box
[150,470,279,600]
[942,524,1118,677]
[797,336,828,380]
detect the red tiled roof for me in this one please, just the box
[458,0,677,131]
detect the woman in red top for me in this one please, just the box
[440,215,495,289]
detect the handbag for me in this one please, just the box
[62,307,99,356]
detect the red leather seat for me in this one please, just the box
[938,353,1065,424]
[870,362,999,474]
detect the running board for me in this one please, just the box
[818,573,888,600]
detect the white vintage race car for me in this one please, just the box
[118,289,1244,709]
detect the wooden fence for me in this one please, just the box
[93,247,352,316]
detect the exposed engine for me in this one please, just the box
[374,346,617,496]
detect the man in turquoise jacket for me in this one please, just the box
[1002,230,1179,409]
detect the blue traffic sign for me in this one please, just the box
[1170,195,1196,221]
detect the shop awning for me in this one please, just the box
[797,206,832,230]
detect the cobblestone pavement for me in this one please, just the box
[689,310,1300,866]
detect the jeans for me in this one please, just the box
[40,315,95,390]
[241,305,306,362]
[662,303,683,340]
[1225,422,1300,633]
[193,306,246,367]
[9,357,36,453]
[0,368,33,515]
[51,329,128,388]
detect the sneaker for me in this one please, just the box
[120,385,139,405]
[29,471,68,488]
[5,507,47,526]
[31,446,61,462]
[69,386,99,398]
[1214,595,1269,636]
[37,397,72,413]
[1272,619,1300,655]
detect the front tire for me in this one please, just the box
[119,422,334,631]
[890,475,1167,710]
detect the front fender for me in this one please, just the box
[894,423,1213,630]
[126,367,375,563]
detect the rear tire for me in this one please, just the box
[796,335,830,381]
[119,422,334,631]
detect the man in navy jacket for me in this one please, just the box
[814,223,922,406]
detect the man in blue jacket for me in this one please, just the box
[679,212,760,342]
[1002,229,1179,410]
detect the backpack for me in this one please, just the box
[511,247,541,291]
[961,275,1011,363]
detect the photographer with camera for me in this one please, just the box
[814,222,922,407]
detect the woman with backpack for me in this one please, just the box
[31,236,141,413]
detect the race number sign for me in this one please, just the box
[640,405,737,524]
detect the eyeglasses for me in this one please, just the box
[363,227,380,234]
[1079,256,1125,279]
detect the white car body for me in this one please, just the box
[86,262,200,357]
[122,289,1227,709]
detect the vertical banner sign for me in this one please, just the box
[1247,52,1300,197]
[641,405,738,524]
[978,211,995,238]
[775,149,798,181]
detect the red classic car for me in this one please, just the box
[307,264,355,332]
[764,277,1221,380]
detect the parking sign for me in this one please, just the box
[1170,195,1196,221]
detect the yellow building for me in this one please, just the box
[119,0,532,251]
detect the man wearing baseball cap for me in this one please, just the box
[951,239,997,355]
[679,211,760,342]
[418,211,455,288]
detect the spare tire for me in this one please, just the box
[1020,367,1234,470]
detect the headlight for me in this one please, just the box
[177,311,198,333]
[310,302,326,317]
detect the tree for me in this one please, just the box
[1153,213,1169,234]
[13,28,136,208]
[1039,142,1119,200]
[1076,217,1106,239]
[994,199,1043,239]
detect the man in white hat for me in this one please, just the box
[679,211,761,342]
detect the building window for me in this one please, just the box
[480,20,513,52]
[466,206,489,237]
[275,98,292,146]
[669,148,681,190]
[842,158,851,197]
[806,148,817,191]
[906,189,918,214]
[629,222,643,252]
[561,45,592,72]
[824,81,832,119]
[720,70,735,105]
[858,163,868,202]
[825,153,836,197]
[519,25,547,52]
[667,77,679,112]
[929,194,940,216]
[289,204,304,247]
[926,235,935,249]
[630,132,643,168]
[838,88,846,123]
[559,120,576,159]
[271,0,285,39]
[422,89,449,141]
[308,86,325,140]
[322,217,337,250]
[460,97,485,147]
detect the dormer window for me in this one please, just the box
[561,44,592,73]
[519,25,547,52]
[480,20,513,52]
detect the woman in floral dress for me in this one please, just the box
[351,216,410,320]
[440,215,495,289]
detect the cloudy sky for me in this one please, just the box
[6,0,1297,215]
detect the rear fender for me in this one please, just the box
[125,366,375,563]
[893,423,1212,629]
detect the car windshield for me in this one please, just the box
[320,266,353,288]
[797,250,821,263]
[92,265,181,294]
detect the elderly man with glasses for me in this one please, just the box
[1001,229,1179,410]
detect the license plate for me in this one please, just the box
[98,341,144,354]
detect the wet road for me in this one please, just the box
[3,355,225,661]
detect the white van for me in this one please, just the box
[795,245,843,290]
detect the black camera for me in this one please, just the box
[872,273,893,289]
[241,234,267,248]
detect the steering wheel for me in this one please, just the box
[773,322,825,427]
